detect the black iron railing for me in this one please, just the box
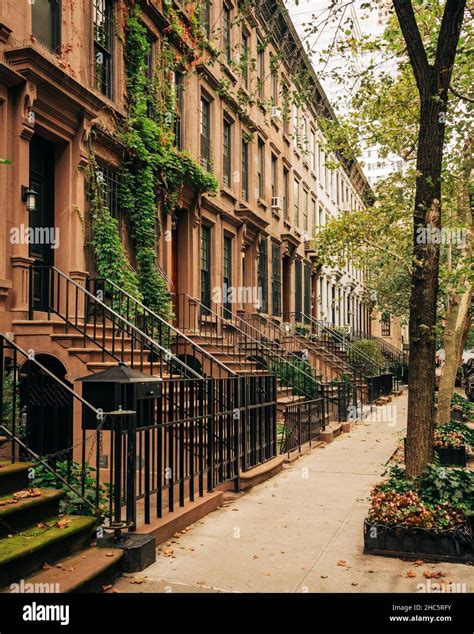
[0,335,114,523]
[29,265,201,380]
[280,394,325,456]
[87,277,235,380]
[175,294,324,404]
[284,312,394,403]
[1,335,279,532]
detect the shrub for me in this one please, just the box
[367,489,466,531]
[348,339,385,376]
[32,460,110,518]
[271,357,319,400]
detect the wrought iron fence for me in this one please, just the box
[280,393,326,456]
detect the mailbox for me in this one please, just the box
[78,363,162,430]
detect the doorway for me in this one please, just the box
[20,355,73,460]
[29,135,56,311]
[282,256,290,318]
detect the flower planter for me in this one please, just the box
[363,519,474,564]
[435,445,467,467]
[403,438,467,467]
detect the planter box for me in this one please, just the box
[364,519,474,564]
[436,445,467,467]
[403,438,467,467]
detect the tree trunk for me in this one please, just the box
[405,97,444,477]
[392,0,467,478]
[437,286,472,423]
[437,136,473,424]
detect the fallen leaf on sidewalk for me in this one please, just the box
[412,560,424,567]
[406,571,416,578]
[423,571,445,579]
[195,580,207,585]
[351,582,358,586]
[163,549,174,557]
[253,554,259,559]
[337,560,348,567]
[105,552,114,557]
[130,577,146,585]
[100,584,112,592]
[42,562,52,570]
[320,575,328,579]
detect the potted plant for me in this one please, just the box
[364,465,474,563]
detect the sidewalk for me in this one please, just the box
[113,392,474,593]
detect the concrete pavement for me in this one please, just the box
[113,392,474,594]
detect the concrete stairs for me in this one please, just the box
[0,461,123,592]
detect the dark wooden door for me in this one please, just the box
[29,135,55,310]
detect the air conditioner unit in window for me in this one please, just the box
[271,107,282,120]
[271,197,283,210]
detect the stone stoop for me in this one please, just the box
[0,461,123,593]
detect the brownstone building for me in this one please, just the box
[0,0,378,345]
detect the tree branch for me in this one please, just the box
[392,0,431,96]
[434,0,467,90]
[449,86,474,104]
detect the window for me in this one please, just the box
[283,168,289,220]
[200,97,211,170]
[303,188,309,232]
[257,41,265,100]
[97,165,120,223]
[241,137,249,201]
[304,264,311,318]
[94,0,114,97]
[310,130,315,171]
[293,178,300,226]
[241,30,250,89]
[319,147,325,184]
[312,197,317,230]
[223,4,232,63]
[271,154,278,200]
[173,72,184,150]
[223,117,232,188]
[270,56,278,105]
[202,0,211,39]
[381,314,391,337]
[292,104,299,148]
[32,0,61,51]
[201,225,212,312]
[295,260,302,321]
[257,239,268,313]
[282,84,290,135]
[271,244,281,317]
[223,236,232,313]
[258,139,265,200]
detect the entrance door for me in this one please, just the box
[29,135,55,311]
[282,256,290,318]
[20,355,73,461]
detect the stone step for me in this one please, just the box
[12,545,123,594]
[0,488,65,537]
[0,462,35,497]
[0,514,97,588]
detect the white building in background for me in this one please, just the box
[286,0,400,185]
[286,0,407,348]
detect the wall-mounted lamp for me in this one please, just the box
[21,186,39,213]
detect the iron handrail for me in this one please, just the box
[176,294,323,402]
[29,265,203,380]
[88,276,236,378]
[285,312,389,377]
[241,312,363,383]
[0,335,109,517]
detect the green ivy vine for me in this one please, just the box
[86,144,143,301]
[116,2,218,321]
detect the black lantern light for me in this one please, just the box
[21,186,39,212]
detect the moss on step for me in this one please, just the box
[0,462,34,476]
[0,489,65,519]
[0,515,96,566]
